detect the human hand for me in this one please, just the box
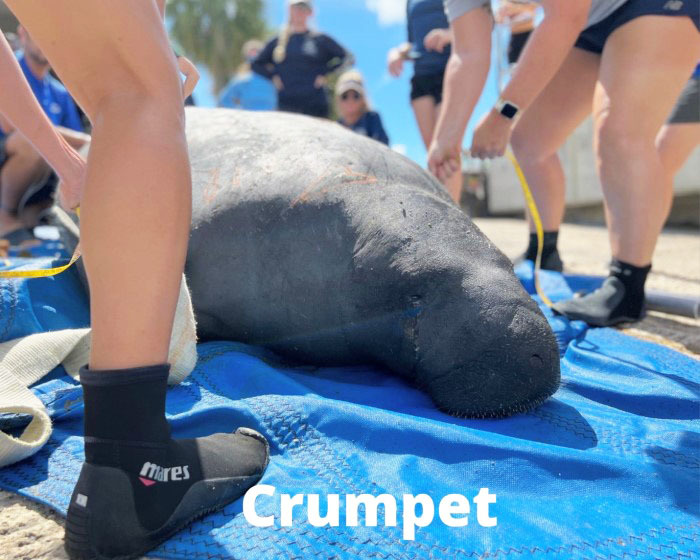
[496,3,518,23]
[272,75,284,90]
[387,48,405,77]
[424,29,451,53]
[177,56,199,101]
[57,149,87,212]
[470,110,512,159]
[428,139,461,183]
[314,75,327,89]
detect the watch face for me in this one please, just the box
[501,102,518,119]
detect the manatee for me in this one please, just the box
[56,107,559,418]
[181,108,559,418]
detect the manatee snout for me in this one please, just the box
[419,293,560,419]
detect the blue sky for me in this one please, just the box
[190,0,505,167]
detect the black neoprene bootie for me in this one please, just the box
[553,259,650,327]
[64,364,269,560]
[515,231,563,272]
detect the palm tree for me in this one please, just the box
[169,0,267,94]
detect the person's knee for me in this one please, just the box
[90,73,185,136]
[96,91,184,133]
[655,126,674,168]
[596,112,653,162]
[511,124,548,164]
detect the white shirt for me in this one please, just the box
[443,0,628,28]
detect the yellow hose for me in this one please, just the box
[0,207,81,279]
[505,150,553,308]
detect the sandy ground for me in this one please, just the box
[1,218,698,560]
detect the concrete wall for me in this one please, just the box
[486,117,699,214]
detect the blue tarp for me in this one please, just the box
[1,247,698,559]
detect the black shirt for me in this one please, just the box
[253,31,350,111]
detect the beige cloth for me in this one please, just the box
[0,276,197,468]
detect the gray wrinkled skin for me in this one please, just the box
[59,107,560,418]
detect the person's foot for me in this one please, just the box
[553,276,645,327]
[64,365,270,560]
[514,231,564,272]
[514,247,564,272]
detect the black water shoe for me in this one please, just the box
[553,259,650,327]
[64,365,269,560]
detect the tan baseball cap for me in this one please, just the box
[289,0,313,8]
[336,70,366,97]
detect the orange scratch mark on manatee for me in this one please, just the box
[230,168,241,191]
[340,166,378,186]
[290,171,332,207]
[202,167,222,206]
[289,167,378,208]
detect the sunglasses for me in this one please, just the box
[340,91,362,101]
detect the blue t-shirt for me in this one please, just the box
[218,71,278,111]
[692,63,700,79]
[339,111,390,145]
[408,0,451,77]
[1,53,83,139]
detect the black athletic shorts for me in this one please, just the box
[410,72,445,104]
[508,30,532,65]
[668,76,700,124]
[575,0,700,54]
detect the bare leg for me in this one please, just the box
[4,3,268,558]
[594,16,700,266]
[510,47,600,232]
[7,0,191,370]
[554,17,700,327]
[656,122,700,218]
[0,131,49,235]
[412,95,438,149]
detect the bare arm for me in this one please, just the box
[154,1,199,100]
[3,116,90,151]
[432,7,493,151]
[424,28,452,53]
[6,120,90,150]
[56,126,91,150]
[499,0,590,112]
[394,42,412,58]
[469,0,591,159]
[387,42,412,77]
[0,33,84,188]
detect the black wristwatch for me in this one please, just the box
[494,97,520,120]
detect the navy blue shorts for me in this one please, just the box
[410,72,445,104]
[668,76,700,123]
[576,0,700,54]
